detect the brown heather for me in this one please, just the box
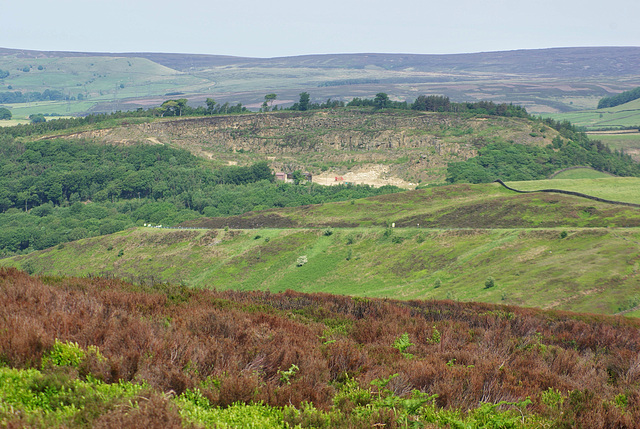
[1,267,640,427]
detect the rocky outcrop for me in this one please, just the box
[61,110,558,183]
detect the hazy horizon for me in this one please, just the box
[2,45,639,60]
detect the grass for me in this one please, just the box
[544,98,640,130]
[504,177,640,204]
[587,132,640,161]
[4,49,639,119]
[550,167,613,179]
[3,224,639,316]
[0,56,210,117]
[2,183,639,316]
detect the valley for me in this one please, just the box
[2,46,640,428]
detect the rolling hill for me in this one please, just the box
[3,181,639,316]
[544,98,640,160]
[2,46,640,118]
[44,109,562,185]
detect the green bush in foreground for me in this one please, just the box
[1,341,549,428]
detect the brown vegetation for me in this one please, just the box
[2,267,640,427]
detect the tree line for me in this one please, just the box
[446,118,640,183]
[597,86,640,109]
[0,89,66,104]
[0,92,531,138]
[0,137,400,255]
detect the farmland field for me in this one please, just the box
[3,46,640,118]
[545,98,640,130]
[504,177,640,205]
[549,167,612,179]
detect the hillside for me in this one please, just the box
[4,182,640,316]
[545,98,640,160]
[51,109,561,185]
[2,46,640,117]
[547,98,640,130]
[3,268,640,427]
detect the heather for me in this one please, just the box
[1,268,639,427]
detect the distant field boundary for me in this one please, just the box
[494,179,640,208]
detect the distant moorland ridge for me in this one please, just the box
[2,46,639,77]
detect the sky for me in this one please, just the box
[2,0,639,58]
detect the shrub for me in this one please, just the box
[484,276,495,289]
[391,236,404,244]
[278,364,299,385]
[296,255,308,267]
[393,333,414,359]
[41,340,86,368]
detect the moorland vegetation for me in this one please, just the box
[2,267,640,428]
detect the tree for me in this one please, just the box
[298,92,310,111]
[0,107,11,120]
[484,276,495,289]
[205,98,217,114]
[262,93,277,112]
[29,114,46,124]
[374,93,390,109]
[159,99,188,117]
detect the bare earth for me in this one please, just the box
[312,164,416,189]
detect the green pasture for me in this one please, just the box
[544,98,640,129]
[550,168,612,179]
[505,177,640,205]
[0,55,211,116]
[588,132,640,159]
[3,225,639,316]
[3,182,640,316]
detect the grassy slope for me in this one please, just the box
[0,56,209,118]
[3,48,640,118]
[505,177,640,204]
[3,181,639,316]
[549,168,613,179]
[545,98,640,129]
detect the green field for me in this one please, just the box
[545,98,640,130]
[505,177,640,204]
[586,131,640,161]
[550,167,612,179]
[3,181,640,316]
[3,48,640,119]
[0,56,209,118]
[4,225,638,316]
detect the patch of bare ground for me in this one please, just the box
[313,164,416,188]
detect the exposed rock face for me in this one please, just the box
[59,110,558,184]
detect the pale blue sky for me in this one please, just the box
[2,0,639,57]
